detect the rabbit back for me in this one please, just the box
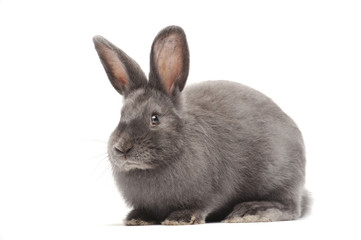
[182,80,306,217]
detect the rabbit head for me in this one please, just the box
[93,26,189,172]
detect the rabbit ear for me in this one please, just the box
[149,26,189,96]
[93,36,147,96]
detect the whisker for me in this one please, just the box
[91,152,109,160]
[91,153,109,171]
[81,139,108,144]
[90,159,113,184]
[97,161,112,182]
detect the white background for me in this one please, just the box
[1,0,361,239]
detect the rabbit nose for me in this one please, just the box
[114,140,133,155]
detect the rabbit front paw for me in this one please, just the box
[162,209,205,225]
[125,209,158,226]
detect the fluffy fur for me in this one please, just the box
[93,26,309,225]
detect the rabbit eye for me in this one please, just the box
[151,114,160,126]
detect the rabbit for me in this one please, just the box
[93,25,309,225]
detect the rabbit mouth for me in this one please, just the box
[113,159,153,172]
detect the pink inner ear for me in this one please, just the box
[154,34,184,93]
[100,46,128,86]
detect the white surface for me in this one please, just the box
[1,0,361,239]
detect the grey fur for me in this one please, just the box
[93,26,309,225]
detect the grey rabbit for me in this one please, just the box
[93,26,309,225]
